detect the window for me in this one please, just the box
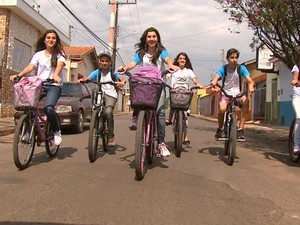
[12,39,31,71]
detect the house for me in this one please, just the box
[0,0,70,117]
[62,46,98,82]
[265,59,294,126]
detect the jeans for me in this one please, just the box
[104,94,117,138]
[42,85,61,132]
[293,98,300,147]
[156,88,166,143]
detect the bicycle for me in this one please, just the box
[213,84,248,166]
[166,85,200,157]
[124,67,168,181]
[12,78,60,170]
[80,80,116,163]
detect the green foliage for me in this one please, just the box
[215,0,300,69]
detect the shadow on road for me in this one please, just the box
[0,222,85,225]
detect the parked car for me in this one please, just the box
[14,82,93,133]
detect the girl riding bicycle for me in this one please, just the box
[118,27,178,157]
[165,52,203,145]
[10,29,65,146]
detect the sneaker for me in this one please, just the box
[21,132,30,142]
[54,130,62,146]
[129,116,137,130]
[108,137,115,147]
[293,146,300,154]
[237,129,245,141]
[157,142,170,157]
[215,128,226,139]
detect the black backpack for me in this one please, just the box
[97,68,118,82]
[222,64,242,91]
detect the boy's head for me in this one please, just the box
[98,52,112,69]
[226,48,240,64]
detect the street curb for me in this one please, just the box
[0,127,15,136]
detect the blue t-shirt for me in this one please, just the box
[132,49,170,72]
[216,64,250,96]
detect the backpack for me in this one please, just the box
[222,64,242,91]
[97,68,118,82]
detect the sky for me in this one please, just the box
[26,0,257,85]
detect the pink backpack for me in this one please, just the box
[14,76,42,109]
[130,66,163,110]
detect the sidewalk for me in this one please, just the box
[0,114,290,140]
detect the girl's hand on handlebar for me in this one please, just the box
[10,74,20,82]
[52,75,62,83]
[168,65,179,72]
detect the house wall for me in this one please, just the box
[0,9,40,116]
[265,62,294,126]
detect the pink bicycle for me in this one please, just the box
[12,79,60,170]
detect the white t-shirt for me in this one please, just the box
[291,65,300,98]
[30,50,66,86]
[168,68,196,89]
[100,71,118,99]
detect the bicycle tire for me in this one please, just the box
[146,115,155,164]
[88,109,100,162]
[288,119,300,163]
[174,110,183,157]
[45,113,60,157]
[100,115,108,153]
[13,114,36,170]
[224,114,237,166]
[135,110,147,181]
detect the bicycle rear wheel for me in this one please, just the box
[288,119,300,162]
[174,110,183,157]
[135,110,147,181]
[88,109,100,162]
[224,114,237,166]
[13,114,36,170]
[45,113,60,157]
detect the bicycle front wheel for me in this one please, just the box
[88,109,100,162]
[13,114,36,170]
[135,110,147,181]
[174,110,183,157]
[224,114,237,166]
[100,115,108,153]
[288,119,300,163]
[45,113,60,157]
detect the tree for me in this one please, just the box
[215,0,300,69]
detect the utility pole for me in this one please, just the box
[66,25,73,82]
[108,0,137,71]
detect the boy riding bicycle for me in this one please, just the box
[78,51,126,146]
[210,48,255,141]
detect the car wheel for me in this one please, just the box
[75,110,84,133]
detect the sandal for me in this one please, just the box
[165,119,172,126]
[183,140,190,146]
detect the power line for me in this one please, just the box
[58,0,111,50]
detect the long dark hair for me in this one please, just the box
[174,52,193,70]
[35,29,65,67]
[135,27,165,65]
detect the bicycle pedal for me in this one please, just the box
[237,138,246,142]
[216,137,227,141]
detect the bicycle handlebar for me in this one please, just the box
[80,79,116,86]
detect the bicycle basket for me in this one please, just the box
[13,76,42,110]
[130,76,163,110]
[170,87,193,110]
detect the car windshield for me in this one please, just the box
[61,83,82,97]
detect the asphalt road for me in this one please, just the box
[0,114,300,225]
